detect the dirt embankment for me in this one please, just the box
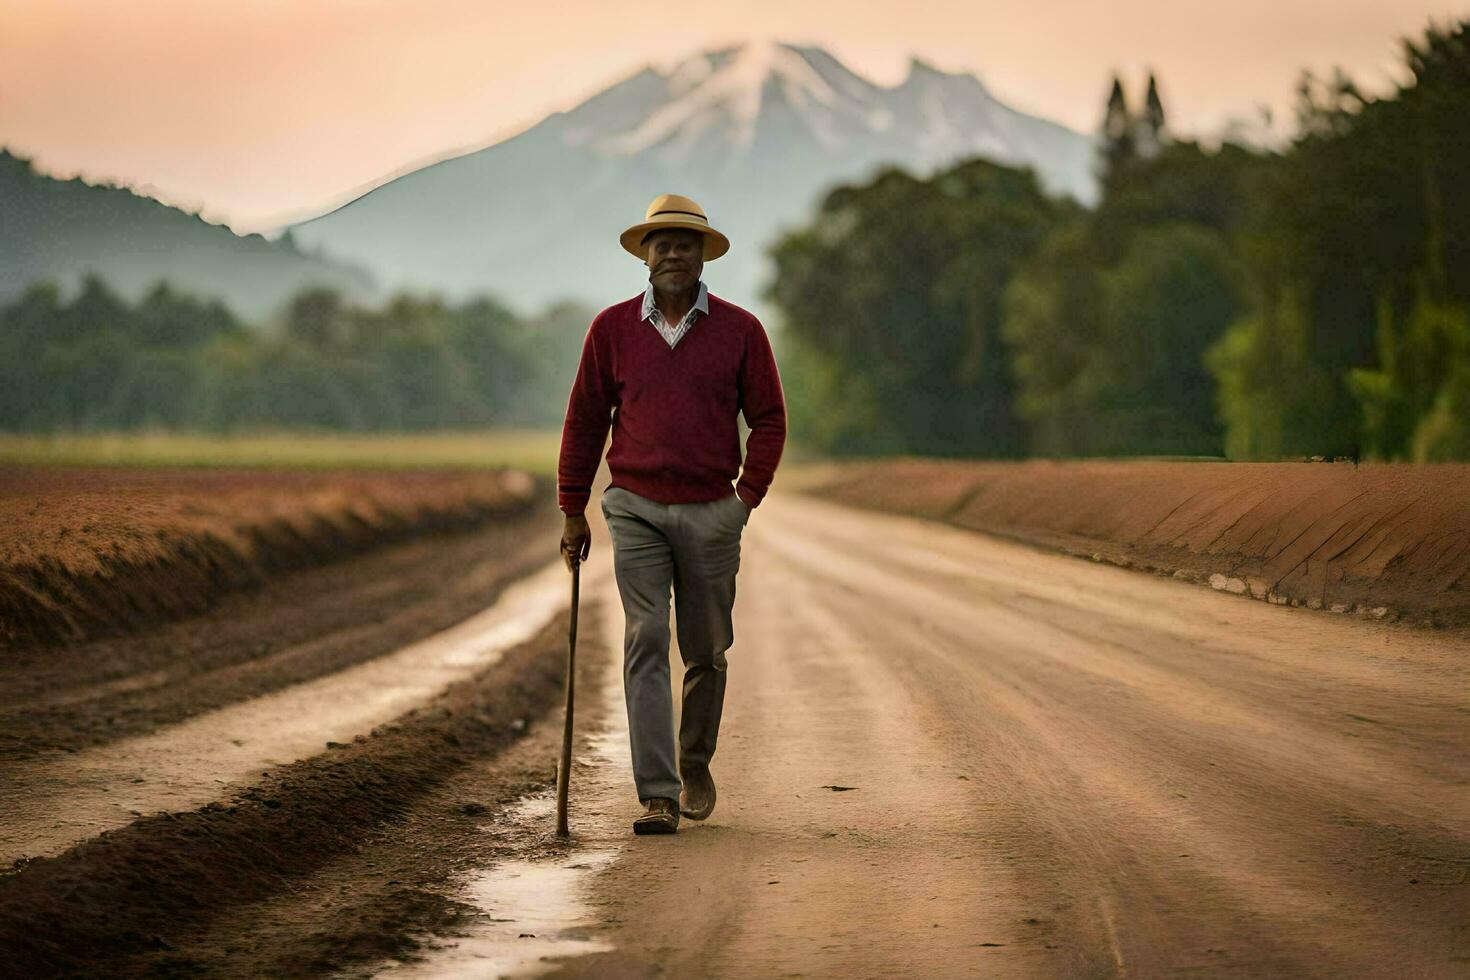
[797,459,1470,629]
[0,465,541,648]
[0,503,561,758]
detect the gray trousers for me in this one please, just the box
[600,485,749,802]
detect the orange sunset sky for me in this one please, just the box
[3,0,1463,233]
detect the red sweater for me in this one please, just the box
[557,289,787,516]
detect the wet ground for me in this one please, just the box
[1,490,1466,977]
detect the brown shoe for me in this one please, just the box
[679,762,716,820]
[633,797,679,835]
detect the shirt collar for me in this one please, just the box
[642,279,709,322]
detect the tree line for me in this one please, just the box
[767,18,1469,461]
[0,276,591,433]
[4,20,1463,460]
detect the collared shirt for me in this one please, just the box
[558,289,788,517]
[641,279,709,349]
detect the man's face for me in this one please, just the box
[644,229,704,293]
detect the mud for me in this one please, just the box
[0,601,597,979]
[795,459,1470,630]
[122,602,614,980]
[0,465,540,648]
[382,636,634,979]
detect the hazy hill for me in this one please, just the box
[1,149,376,320]
[290,40,1100,319]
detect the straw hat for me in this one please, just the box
[620,193,730,261]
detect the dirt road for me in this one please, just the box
[544,491,1469,979]
[1,489,1465,978]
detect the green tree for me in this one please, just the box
[0,281,64,428]
[1089,224,1238,454]
[1410,356,1470,460]
[1005,222,1238,456]
[135,280,242,349]
[767,157,1071,456]
[1211,18,1470,459]
[1100,74,1136,188]
[0,272,596,434]
[1348,288,1470,459]
[999,223,1104,455]
[283,286,344,351]
[1205,283,1350,459]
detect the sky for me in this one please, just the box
[3,0,1463,233]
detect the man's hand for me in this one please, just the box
[561,514,591,572]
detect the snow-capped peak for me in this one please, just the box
[593,40,846,155]
[570,39,1023,163]
[544,39,1089,203]
[288,38,1098,321]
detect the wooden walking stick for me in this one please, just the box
[555,558,580,837]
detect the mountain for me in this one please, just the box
[0,149,375,321]
[289,40,1099,320]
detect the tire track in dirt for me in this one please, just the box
[0,589,606,978]
[0,502,561,758]
[0,557,607,865]
[549,503,1054,979]
[776,525,1465,826]
[6,488,1465,978]
[543,492,1468,979]
[115,602,618,980]
[782,567,1459,976]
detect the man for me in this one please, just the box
[557,193,787,835]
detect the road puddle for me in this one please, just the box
[378,591,632,978]
[383,791,618,979]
